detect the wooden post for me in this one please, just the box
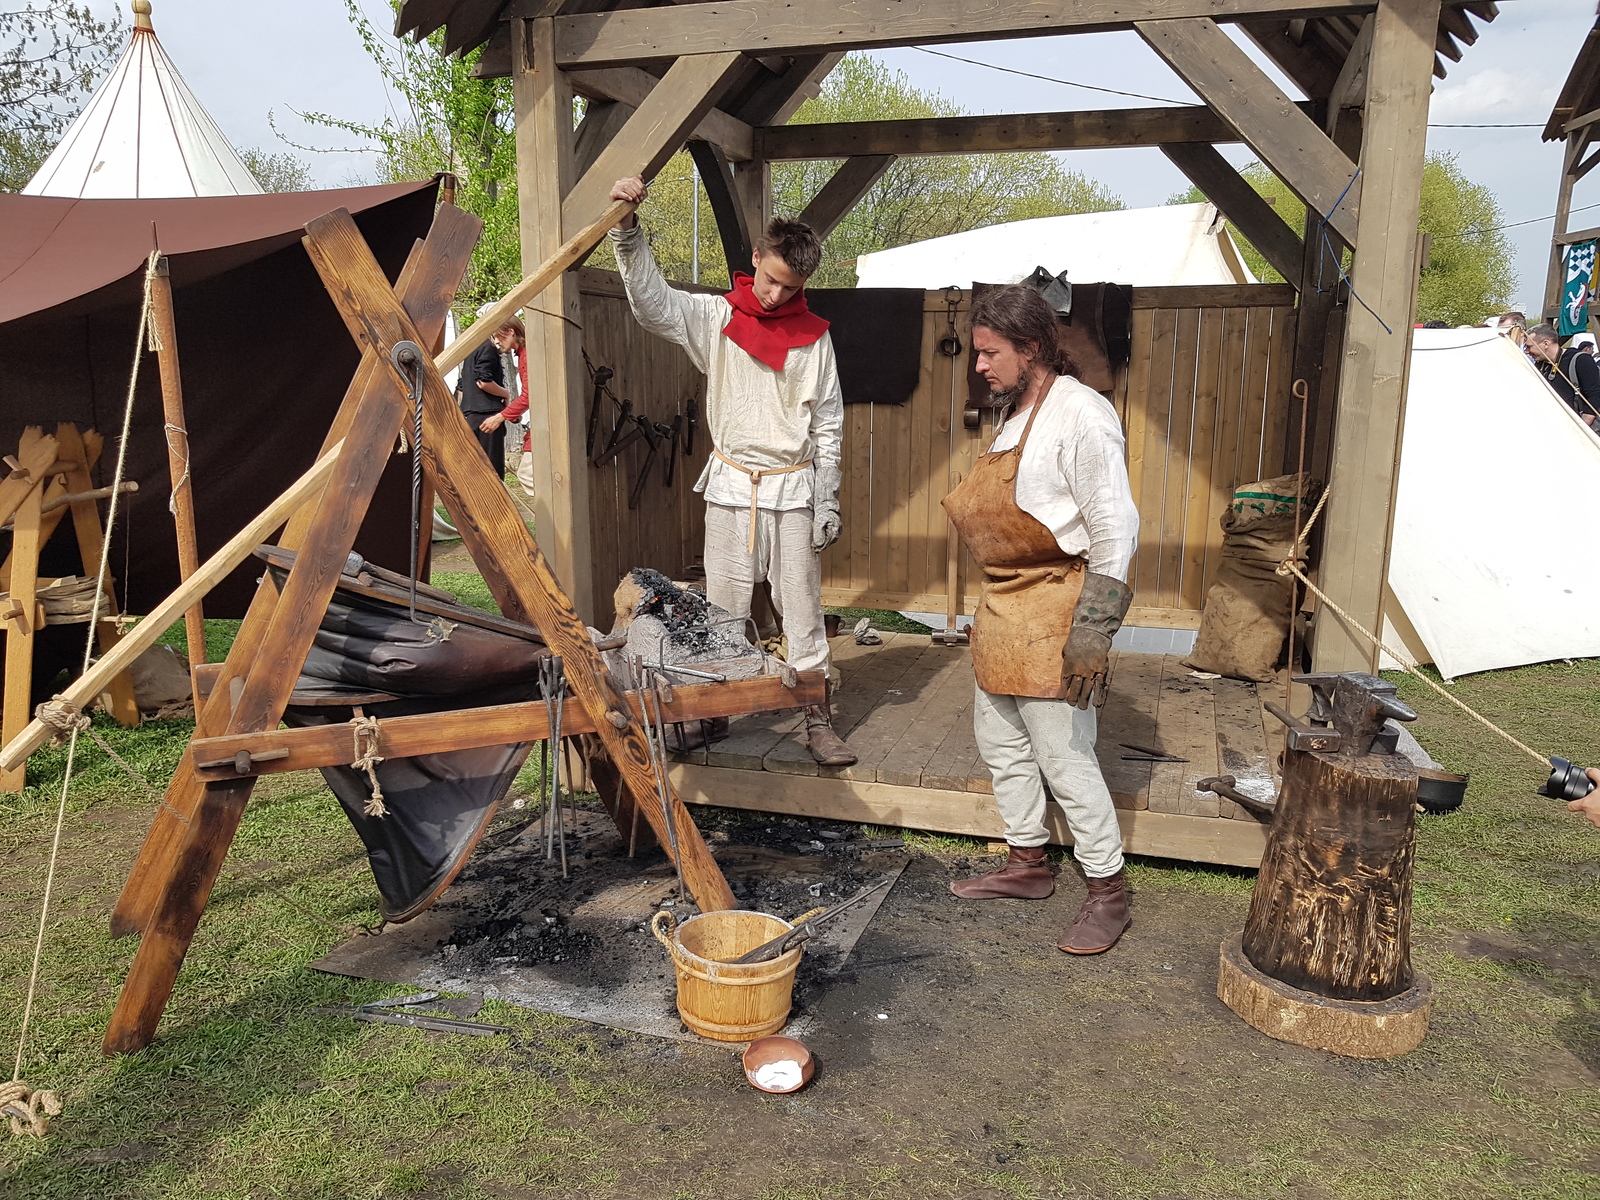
[1310,0,1440,674]
[150,256,207,695]
[0,439,46,793]
[103,211,479,1048]
[1544,131,1583,322]
[54,425,141,728]
[513,16,595,622]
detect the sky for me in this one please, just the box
[81,0,1597,315]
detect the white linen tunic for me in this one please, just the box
[611,225,844,511]
[986,374,1139,581]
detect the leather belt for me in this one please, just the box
[713,450,813,553]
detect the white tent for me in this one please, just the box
[23,0,262,199]
[854,203,1254,290]
[1381,328,1600,679]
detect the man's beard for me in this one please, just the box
[988,368,1036,411]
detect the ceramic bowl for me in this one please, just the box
[742,1034,815,1093]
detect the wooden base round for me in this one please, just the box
[1217,932,1432,1059]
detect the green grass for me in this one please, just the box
[0,653,1596,1197]
[824,607,933,635]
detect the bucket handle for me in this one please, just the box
[651,909,678,948]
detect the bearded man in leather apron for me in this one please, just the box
[942,285,1140,954]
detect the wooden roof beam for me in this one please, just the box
[560,51,747,238]
[753,103,1310,160]
[1137,16,1359,245]
[550,0,1377,70]
[796,154,896,240]
[1160,142,1305,286]
[1240,19,1345,98]
[568,65,756,160]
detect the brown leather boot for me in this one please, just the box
[1057,870,1131,954]
[805,704,857,766]
[949,845,1055,899]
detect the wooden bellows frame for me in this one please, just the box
[89,201,772,1055]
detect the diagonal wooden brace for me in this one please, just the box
[301,209,735,913]
[109,221,479,945]
[102,208,482,1055]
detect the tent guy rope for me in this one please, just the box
[7,249,159,1137]
[1277,494,1550,772]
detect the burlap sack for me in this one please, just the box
[1182,473,1320,683]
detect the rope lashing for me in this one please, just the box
[1276,491,1550,770]
[0,1081,61,1138]
[350,715,388,818]
[34,699,90,745]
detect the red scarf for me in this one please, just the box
[721,272,830,371]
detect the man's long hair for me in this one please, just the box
[968,285,1076,378]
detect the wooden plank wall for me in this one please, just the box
[577,276,1296,628]
[578,268,712,612]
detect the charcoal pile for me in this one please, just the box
[608,568,767,681]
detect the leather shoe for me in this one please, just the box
[950,845,1054,899]
[805,705,857,766]
[1057,870,1131,954]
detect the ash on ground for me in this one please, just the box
[314,802,908,1041]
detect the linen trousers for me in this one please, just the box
[703,501,829,674]
[973,686,1125,878]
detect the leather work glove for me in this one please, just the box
[811,459,843,552]
[1061,571,1132,709]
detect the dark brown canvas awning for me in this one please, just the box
[0,179,442,618]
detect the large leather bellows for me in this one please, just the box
[265,554,551,922]
[1183,473,1320,683]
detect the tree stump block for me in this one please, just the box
[1218,933,1432,1059]
[1220,741,1431,1058]
[1244,746,1418,1000]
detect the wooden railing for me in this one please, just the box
[577,273,1296,628]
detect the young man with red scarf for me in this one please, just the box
[608,175,854,766]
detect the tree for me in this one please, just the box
[1169,152,1513,325]
[284,0,520,317]
[0,2,123,191]
[598,55,1123,288]
[239,147,312,193]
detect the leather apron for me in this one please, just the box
[941,398,1086,698]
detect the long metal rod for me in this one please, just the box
[551,659,568,879]
[640,662,684,901]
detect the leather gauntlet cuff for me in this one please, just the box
[1073,571,1132,638]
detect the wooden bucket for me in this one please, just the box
[651,907,821,1042]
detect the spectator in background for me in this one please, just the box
[1496,311,1528,347]
[477,319,532,496]
[1527,323,1600,428]
[1574,331,1599,363]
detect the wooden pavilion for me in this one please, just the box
[396,0,1495,866]
[1544,9,1600,324]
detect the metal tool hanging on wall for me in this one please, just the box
[584,351,695,506]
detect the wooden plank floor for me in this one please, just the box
[670,634,1283,867]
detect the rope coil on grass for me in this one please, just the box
[0,1080,61,1138]
[350,715,388,818]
